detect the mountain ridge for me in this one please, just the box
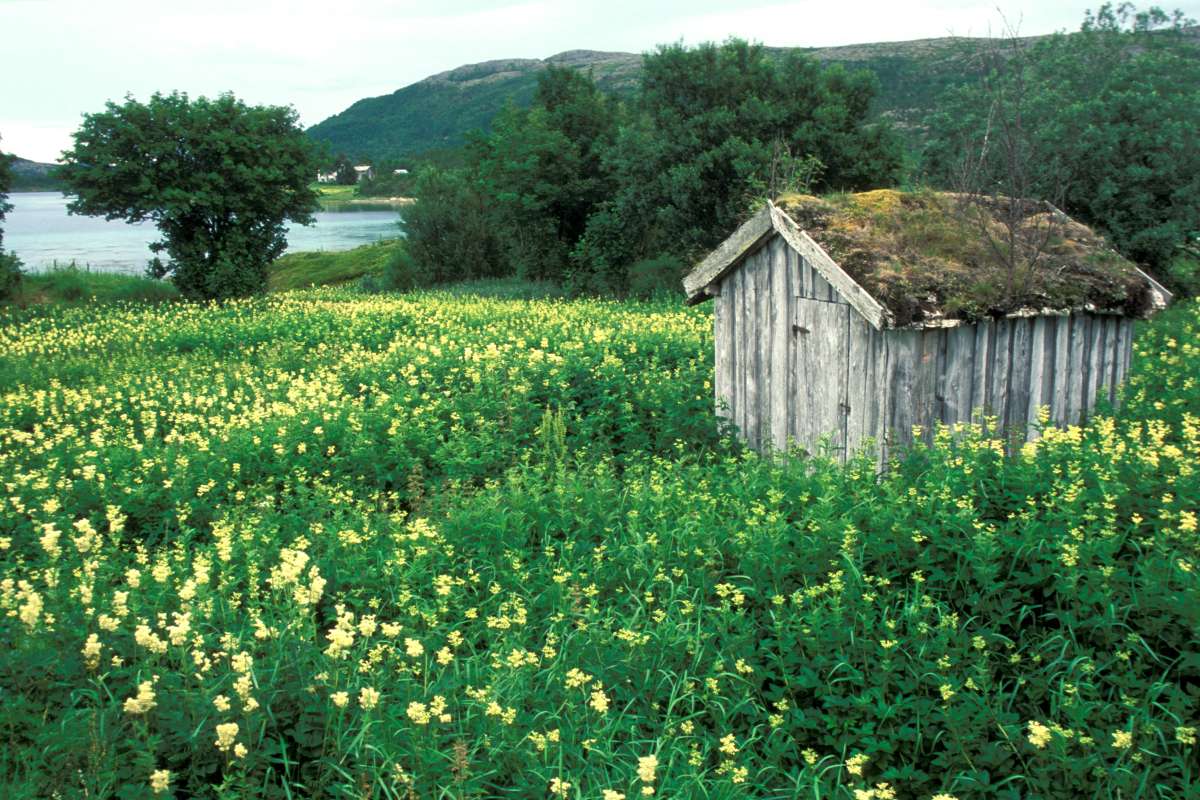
[304,35,1023,160]
[306,27,1200,162]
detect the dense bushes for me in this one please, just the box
[0,289,1197,797]
[403,41,901,295]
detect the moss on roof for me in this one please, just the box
[774,189,1156,326]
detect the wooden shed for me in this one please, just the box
[682,191,1172,460]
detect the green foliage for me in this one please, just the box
[0,253,22,301]
[0,137,22,301]
[380,243,428,292]
[5,264,178,305]
[405,41,901,296]
[0,288,1197,797]
[268,240,402,291]
[401,166,506,284]
[0,136,11,249]
[923,4,1200,271]
[470,68,619,284]
[1165,252,1200,296]
[333,153,358,186]
[626,253,686,299]
[58,92,321,300]
[571,39,903,291]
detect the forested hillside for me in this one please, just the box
[305,30,1200,160]
[304,38,1011,160]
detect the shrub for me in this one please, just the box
[1164,252,1200,298]
[0,251,22,301]
[626,253,685,299]
[402,167,505,284]
[381,244,427,292]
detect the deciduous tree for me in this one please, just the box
[58,92,319,300]
[924,4,1200,274]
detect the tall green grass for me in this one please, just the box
[14,264,178,305]
[268,240,402,291]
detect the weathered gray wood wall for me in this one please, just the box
[714,234,1137,461]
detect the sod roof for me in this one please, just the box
[769,190,1167,327]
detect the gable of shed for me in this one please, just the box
[683,202,890,330]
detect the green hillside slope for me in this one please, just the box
[307,50,640,160]
[305,37,1023,160]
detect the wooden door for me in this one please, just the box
[790,298,849,457]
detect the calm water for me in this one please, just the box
[5,192,403,274]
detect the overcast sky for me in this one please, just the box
[4,0,1197,162]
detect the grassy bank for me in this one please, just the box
[0,288,1196,798]
[312,183,410,209]
[8,266,178,305]
[2,242,404,305]
[268,239,402,291]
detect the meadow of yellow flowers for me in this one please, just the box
[0,288,1196,799]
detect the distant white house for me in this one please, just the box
[354,165,374,181]
[316,170,338,183]
[393,168,410,176]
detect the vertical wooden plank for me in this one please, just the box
[757,248,770,452]
[769,239,790,452]
[1026,316,1049,439]
[989,318,1012,431]
[1113,318,1132,402]
[845,313,872,458]
[728,265,741,438]
[941,325,975,426]
[971,319,993,425]
[1104,316,1120,405]
[748,251,764,450]
[1083,314,1104,416]
[886,329,920,453]
[810,268,834,303]
[797,250,812,299]
[870,329,890,465]
[1051,313,1072,425]
[714,283,733,421]
[1007,317,1032,444]
[788,249,802,449]
[792,297,811,453]
[734,263,744,443]
[1066,313,1087,424]
[912,329,940,442]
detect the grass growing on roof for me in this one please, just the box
[775,189,1153,325]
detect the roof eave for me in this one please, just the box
[682,205,775,304]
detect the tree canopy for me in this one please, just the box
[0,135,12,249]
[573,39,901,289]
[0,135,22,300]
[58,92,320,300]
[402,40,901,295]
[923,3,1200,274]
